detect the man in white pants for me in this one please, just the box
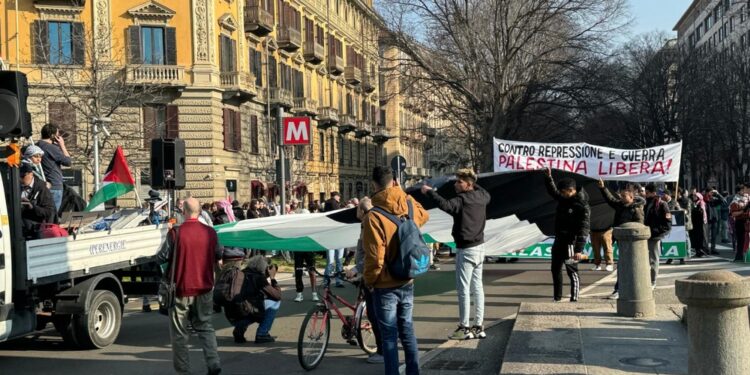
[422,169,491,340]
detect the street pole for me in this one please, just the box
[93,120,100,193]
[278,107,286,215]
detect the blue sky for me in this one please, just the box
[627,0,694,37]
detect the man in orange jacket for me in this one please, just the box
[363,166,429,375]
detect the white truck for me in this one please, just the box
[0,161,169,348]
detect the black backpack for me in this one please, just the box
[371,199,431,280]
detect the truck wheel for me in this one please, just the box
[53,314,78,347]
[72,290,122,349]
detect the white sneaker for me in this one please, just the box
[592,265,602,271]
[294,293,303,302]
[311,292,320,302]
[608,291,619,300]
[605,264,614,272]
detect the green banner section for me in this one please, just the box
[509,241,687,260]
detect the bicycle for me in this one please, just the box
[297,269,378,370]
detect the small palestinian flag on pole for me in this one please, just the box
[85,146,135,211]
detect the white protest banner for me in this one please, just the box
[493,139,682,182]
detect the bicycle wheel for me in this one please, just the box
[298,305,331,370]
[354,300,377,355]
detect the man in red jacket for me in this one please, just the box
[157,197,222,375]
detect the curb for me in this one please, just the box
[408,312,518,374]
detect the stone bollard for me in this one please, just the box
[613,222,655,318]
[676,270,750,375]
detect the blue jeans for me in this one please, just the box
[233,299,280,338]
[51,188,63,212]
[373,283,419,375]
[325,249,344,285]
[455,244,485,327]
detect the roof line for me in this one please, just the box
[673,0,702,31]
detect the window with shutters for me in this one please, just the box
[294,70,304,97]
[48,102,77,148]
[223,108,241,151]
[269,55,278,87]
[319,131,325,162]
[220,35,237,73]
[349,139,353,166]
[339,136,345,165]
[127,26,177,65]
[250,50,263,86]
[33,21,84,65]
[316,25,325,45]
[142,105,179,149]
[141,27,165,64]
[250,115,260,154]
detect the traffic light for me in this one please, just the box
[0,71,31,139]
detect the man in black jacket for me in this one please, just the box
[544,168,590,302]
[644,183,672,289]
[323,192,344,287]
[422,169,491,340]
[20,163,56,238]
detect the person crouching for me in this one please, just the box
[227,255,282,344]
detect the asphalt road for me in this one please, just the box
[0,258,624,375]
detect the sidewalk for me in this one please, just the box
[500,302,687,375]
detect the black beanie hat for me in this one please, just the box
[557,178,576,190]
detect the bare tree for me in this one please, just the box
[376,0,629,171]
[29,22,176,185]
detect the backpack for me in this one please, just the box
[371,199,431,280]
[214,266,244,306]
[217,269,266,323]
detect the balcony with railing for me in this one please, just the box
[278,26,302,51]
[354,120,372,138]
[270,87,294,109]
[362,75,376,93]
[372,126,394,144]
[344,66,362,85]
[328,54,344,75]
[244,4,274,36]
[317,106,339,129]
[304,40,325,64]
[220,71,257,102]
[338,113,356,134]
[126,65,185,86]
[292,97,318,116]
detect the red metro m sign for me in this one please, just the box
[283,117,311,145]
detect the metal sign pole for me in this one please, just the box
[278,107,286,215]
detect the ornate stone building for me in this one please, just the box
[0,0,417,206]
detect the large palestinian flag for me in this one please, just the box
[214,208,545,254]
[213,169,627,255]
[85,146,135,211]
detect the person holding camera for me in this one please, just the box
[230,255,282,344]
[37,123,72,212]
[729,182,750,261]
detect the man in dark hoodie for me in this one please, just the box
[644,183,672,288]
[421,168,491,340]
[598,180,645,299]
[544,168,590,302]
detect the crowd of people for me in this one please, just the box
[153,165,750,375]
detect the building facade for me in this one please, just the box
[0,0,424,207]
[675,0,750,50]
